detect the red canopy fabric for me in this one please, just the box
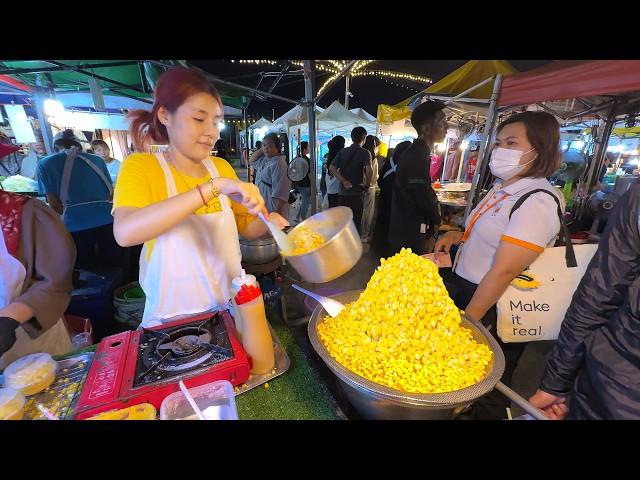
[0,74,32,92]
[498,60,640,107]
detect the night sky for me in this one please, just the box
[192,60,551,120]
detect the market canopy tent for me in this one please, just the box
[498,60,640,107]
[377,60,518,125]
[350,107,376,122]
[270,104,325,133]
[272,100,376,144]
[238,117,274,148]
[0,60,248,108]
[248,117,273,131]
[0,60,250,155]
[316,100,376,135]
[465,60,640,220]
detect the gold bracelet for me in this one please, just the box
[208,177,221,201]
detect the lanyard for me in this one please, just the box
[461,191,509,242]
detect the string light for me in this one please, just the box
[352,69,432,84]
[229,59,431,98]
[231,60,280,65]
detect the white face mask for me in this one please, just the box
[489,147,536,180]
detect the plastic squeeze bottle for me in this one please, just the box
[230,270,257,340]
[234,284,275,375]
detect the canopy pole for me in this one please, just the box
[463,74,503,221]
[242,105,252,183]
[345,75,350,109]
[442,76,496,105]
[313,60,357,105]
[191,65,301,106]
[304,60,318,215]
[577,106,617,219]
[33,80,54,156]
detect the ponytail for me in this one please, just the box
[127,108,168,153]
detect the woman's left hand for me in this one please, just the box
[267,212,289,230]
[529,389,568,420]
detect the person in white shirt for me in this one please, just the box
[435,111,564,420]
[362,135,381,243]
[91,139,121,184]
[323,135,345,209]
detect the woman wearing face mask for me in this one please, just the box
[112,68,288,328]
[434,111,563,420]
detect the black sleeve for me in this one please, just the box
[540,185,640,395]
[404,154,441,226]
[378,162,391,188]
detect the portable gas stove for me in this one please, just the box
[74,310,250,419]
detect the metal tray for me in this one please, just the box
[22,352,94,420]
[233,324,290,396]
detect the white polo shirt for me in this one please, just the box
[455,177,563,285]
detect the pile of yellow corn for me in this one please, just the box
[317,248,493,394]
[285,227,326,256]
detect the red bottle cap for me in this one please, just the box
[235,284,262,305]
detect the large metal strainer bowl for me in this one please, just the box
[308,290,506,419]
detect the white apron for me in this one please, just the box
[0,230,71,369]
[139,154,242,328]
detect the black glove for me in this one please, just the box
[0,317,20,356]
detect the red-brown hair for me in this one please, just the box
[127,67,223,152]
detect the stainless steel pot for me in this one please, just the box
[284,207,362,283]
[238,236,280,265]
[308,290,506,420]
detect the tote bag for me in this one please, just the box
[497,189,598,343]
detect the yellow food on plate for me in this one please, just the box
[317,248,493,394]
[283,226,326,256]
[4,353,57,396]
[0,388,26,420]
[87,403,157,420]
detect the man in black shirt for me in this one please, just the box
[388,100,447,255]
[329,127,373,235]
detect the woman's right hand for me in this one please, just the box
[213,178,267,217]
[434,230,464,254]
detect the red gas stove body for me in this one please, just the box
[74,311,250,419]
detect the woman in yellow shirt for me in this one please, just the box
[113,67,288,327]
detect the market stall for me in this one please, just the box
[376,61,520,228]
[465,60,640,229]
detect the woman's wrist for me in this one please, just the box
[204,177,225,202]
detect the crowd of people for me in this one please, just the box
[1,65,639,421]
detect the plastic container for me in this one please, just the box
[0,387,26,420]
[235,284,275,375]
[123,286,145,300]
[159,380,238,420]
[231,269,257,297]
[64,314,93,348]
[113,281,145,329]
[86,403,157,420]
[4,353,57,396]
[231,269,258,339]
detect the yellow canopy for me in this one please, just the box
[377,60,518,124]
[612,126,640,138]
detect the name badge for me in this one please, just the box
[420,223,427,234]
